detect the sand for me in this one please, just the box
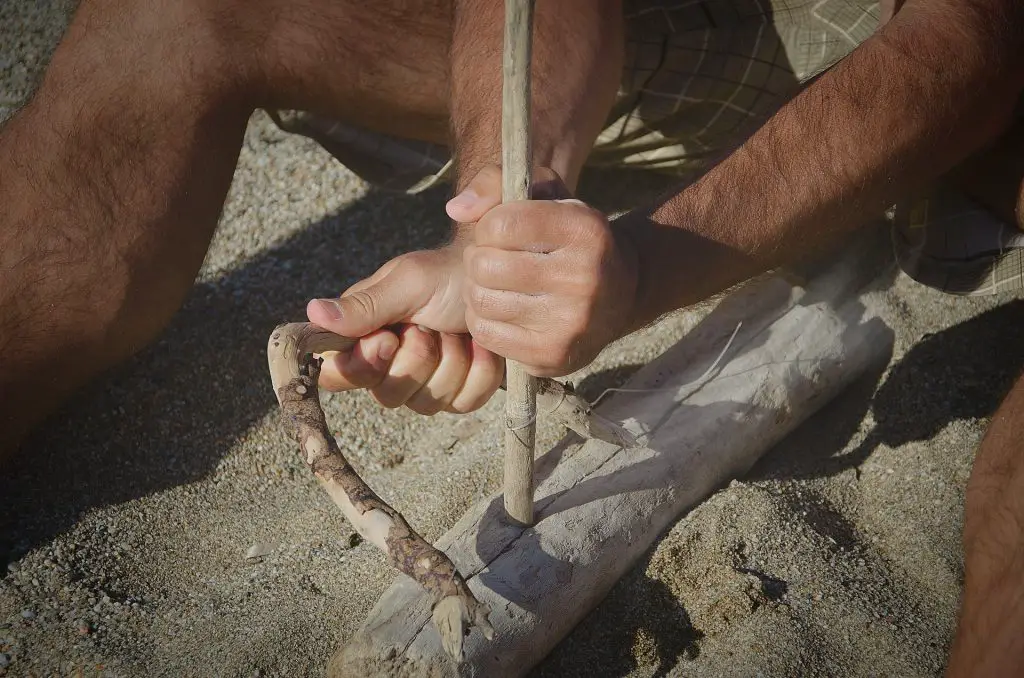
[3,3,1023,676]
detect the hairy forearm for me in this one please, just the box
[620,0,1024,329]
[450,0,623,200]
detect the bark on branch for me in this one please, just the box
[267,323,493,660]
[267,323,637,659]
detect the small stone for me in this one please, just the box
[20,610,35,620]
[93,604,102,613]
[347,533,363,549]
[78,621,91,636]
[0,653,10,668]
[245,543,277,560]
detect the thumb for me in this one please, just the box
[307,271,417,338]
[445,166,571,224]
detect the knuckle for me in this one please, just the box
[396,252,429,278]
[447,396,478,415]
[441,332,474,370]
[450,385,495,414]
[480,208,517,242]
[468,284,495,316]
[467,316,496,346]
[567,305,594,339]
[344,289,377,318]
[577,210,608,240]
[404,329,441,366]
[467,250,493,281]
[318,372,346,392]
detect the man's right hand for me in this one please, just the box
[306,245,505,415]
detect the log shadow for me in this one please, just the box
[531,550,703,678]
[0,164,674,570]
[530,286,893,522]
[748,299,1024,482]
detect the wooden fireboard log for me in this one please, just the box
[329,228,895,678]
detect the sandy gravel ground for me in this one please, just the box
[4,3,1024,676]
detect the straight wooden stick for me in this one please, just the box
[501,0,537,527]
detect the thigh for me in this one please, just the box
[253,0,453,144]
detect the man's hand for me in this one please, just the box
[304,164,615,412]
[306,246,503,415]
[462,196,639,378]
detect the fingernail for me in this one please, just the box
[311,299,343,320]
[378,340,397,362]
[416,325,435,336]
[446,188,479,212]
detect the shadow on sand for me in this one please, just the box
[0,166,672,567]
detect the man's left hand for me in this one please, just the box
[461,197,638,377]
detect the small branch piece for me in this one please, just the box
[267,322,493,660]
[535,379,639,449]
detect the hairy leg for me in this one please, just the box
[946,373,1024,677]
[0,0,453,455]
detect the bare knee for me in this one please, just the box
[45,0,262,110]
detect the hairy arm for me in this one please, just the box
[450,0,623,206]
[618,0,1024,329]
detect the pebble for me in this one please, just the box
[245,543,277,560]
[0,653,9,669]
[20,609,35,620]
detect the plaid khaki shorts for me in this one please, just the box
[271,0,882,193]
